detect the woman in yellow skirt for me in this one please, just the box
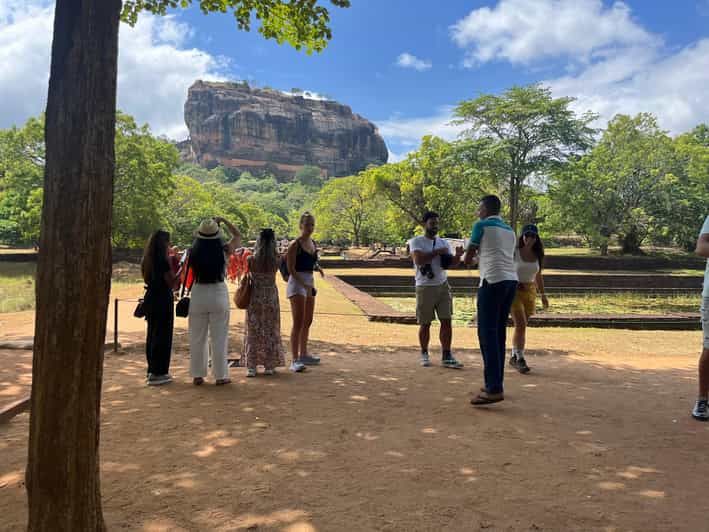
[509,224,549,374]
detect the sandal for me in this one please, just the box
[470,392,504,405]
[216,378,232,386]
[193,377,204,386]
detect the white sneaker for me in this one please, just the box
[264,369,275,376]
[420,352,431,367]
[246,368,257,378]
[289,361,306,373]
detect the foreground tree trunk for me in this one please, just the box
[26,1,122,530]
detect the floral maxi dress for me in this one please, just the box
[243,271,286,369]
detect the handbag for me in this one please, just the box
[176,252,192,318]
[436,237,454,270]
[234,273,253,309]
[134,286,151,319]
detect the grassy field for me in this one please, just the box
[0,262,143,313]
[379,292,700,326]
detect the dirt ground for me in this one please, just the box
[1,277,709,531]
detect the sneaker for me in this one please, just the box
[289,361,306,373]
[442,356,464,369]
[420,352,431,367]
[264,369,275,376]
[509,354,518,368]
[300,354,321,366]
[516,357,531,374]
[246,368,257,378]
[692,399,709,421]
[147,374,172,386]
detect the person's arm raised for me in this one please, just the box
[215,217,242,254]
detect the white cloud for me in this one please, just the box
[0,1,227,139]
[377,107,465,149]
[396,52,433,71]
[448,0,709,135]
[451,0,656,66]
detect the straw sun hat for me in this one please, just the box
[195,219,223,240]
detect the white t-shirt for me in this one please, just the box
[409,235,452,287]
[515,251,540,283]
[701,215,709,298]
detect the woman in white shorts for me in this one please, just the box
[286,212,324,372]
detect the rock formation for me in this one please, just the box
[182,80,388,178]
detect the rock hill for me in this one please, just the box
[181,80,388,178]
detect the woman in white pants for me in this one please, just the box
[188,217,241,385]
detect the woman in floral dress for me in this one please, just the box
[244,228,285,377]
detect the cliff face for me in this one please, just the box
[183,80,388,178]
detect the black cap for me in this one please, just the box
[521,224,539,235]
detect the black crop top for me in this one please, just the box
[295,241,318,272]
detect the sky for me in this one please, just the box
[2,0,709,162]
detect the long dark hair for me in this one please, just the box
[518,233,545,271]
[190,237,226,283]
[141,230,170,284]
[253,228,278,272]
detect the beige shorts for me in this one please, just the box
[415,282,453,325]
[702,298,709,349]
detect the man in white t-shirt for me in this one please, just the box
[408,211,464,369]
[692,214,709,421]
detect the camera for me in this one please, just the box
[419,263,435,279]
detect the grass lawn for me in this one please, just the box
[0,262,144,313]
[379,292,700,326]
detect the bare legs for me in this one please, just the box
[289,294,315,361]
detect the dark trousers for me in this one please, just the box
[477,279,518,394]
[146,291,174,376]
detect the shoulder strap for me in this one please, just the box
[180,251,192,298]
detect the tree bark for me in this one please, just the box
[26,1,121,530]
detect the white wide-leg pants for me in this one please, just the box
[188,282,230,380]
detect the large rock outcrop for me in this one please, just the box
[182,80,388,178]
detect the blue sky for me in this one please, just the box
[2,1,709,160]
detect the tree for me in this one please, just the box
[453,84,597,231]
[551,113,678,254]
[313,174,375,245]
[29,1,349,529]
[295,164,324,187]
[113,113,179,247]
[0,116,45,245]
[370,136,491,235]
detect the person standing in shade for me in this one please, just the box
[287,212,324,372]
[141,230,178,386]
[464,195,518,405]
[692,214,709,421]
[244,228,286,377]
[188,217,241,386]
[409,211,465,369]
[509,224,549,374]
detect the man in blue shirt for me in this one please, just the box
[464,195,518,405]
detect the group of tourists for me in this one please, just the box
[138,194,709,422]
[410,195,546,406]
[139,212,323,386]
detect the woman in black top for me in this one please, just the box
[286,212,324,372]
[141,230,178,386]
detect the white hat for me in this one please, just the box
[195,219,223,240]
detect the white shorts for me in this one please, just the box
[702,298,709,349]
[287,272,315,299]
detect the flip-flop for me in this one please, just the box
[470,392,504,405]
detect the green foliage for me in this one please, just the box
[121,0,350,53]
[550,113,680,254]
[453,84,597,230]
[295,165,325,187]
[0,116,44,245]
[368,136,492,236]
[113,113,179,247]
[312,174,394,245]
[163,175,218,246]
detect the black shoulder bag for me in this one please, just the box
[176,252,192,318]
[437,237,455,270]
